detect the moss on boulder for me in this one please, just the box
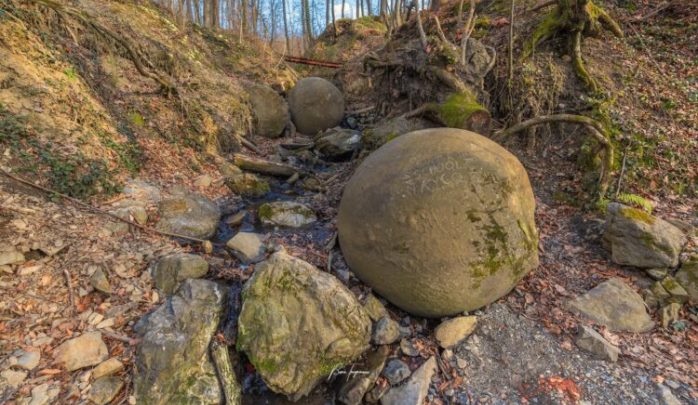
[337,129,539,317]
[237,251,371,400]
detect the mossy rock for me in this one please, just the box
[156,192,221,239]
[246,84,289,139]
[337,129,539,317]
[258,201,316,228]
[287,77,344,135]
[675,256,698,303]
[224,172,270,198]
[237,251,371,400]
[602,203,687,268]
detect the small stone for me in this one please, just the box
[400,339,420,357]
[151,253,209,295]
[96,318,115,329]
[0,249,25,266]
[226,232,266,263]
[661,277,689,304]
[372,316,400,345]
[92,358,124,379]
[0,265,12,274]
[27,383,60,405]
[17,264,42,276]
[657,384,682,405]
[193,174,212,188]
[381,357,437,405]
[88,376,124,405]
[660,303,682,329]
[1,369,27,387]
[382,358,411,385]
[455,357,467,369]
[434,316,477,349]
[363,294,389,321]
[54,332,109,371]
[88,312,105,326]
[15,350,40,370]
[225,211,247,227]
[569,278,654,332]
[110,206,148,225]
[90,268,111,294]
[646,268,668,280]
[258,201,316,228]
[575,325,620,362]
[337,346,388,405]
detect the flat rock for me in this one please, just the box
[661,276,689,304]
[575,325,619,362]
[224,172,270,198]
[134,279,225,405]
[0,249,25,266]
[603,203,686,268]
[156,192,220,239]
[569,278,654,332]
[193,174,212,188]
[15,350,40,370]
[382,358,411,386]
[1,369,27,388]
[237,251,371,400]
[53,332,108,371]
[92,357,124,379]
[25,383,60,405]
[363,294,389,321]
[434,316,477,349]
[315,127,362,159]
[226,232,266,263]
[88,376,123,405]
[337,346,389,405]
[150,253,209,295]
[372,316,400,345]
[380,357,436,405]
[646,268,668,280]
[258,201,316,228]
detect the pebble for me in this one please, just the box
[575,325,620,362]
[400,338,420,357]
[88,376,124,405]
[226,232,266,263]
[434,316,478,348]
[17,263,42,276]
[92,358,125,379]
[193,174,212,188]
[0,369,27,387]
[15,350,41,370]
[53,332,109,371]
[27,383,60,405]
[382,358,411,385]
[0,249,25,266]
[90,268,112,294]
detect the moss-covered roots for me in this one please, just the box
[524,0,623,92]
[404,91,491,134]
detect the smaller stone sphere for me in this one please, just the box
[247,84,289,138]
[288,77,344,135]
[337,129,539,317]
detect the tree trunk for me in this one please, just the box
[282,0,290,52]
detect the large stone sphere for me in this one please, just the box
[288,77,344,135]
[338,129,539,317]
[247,84,289,138]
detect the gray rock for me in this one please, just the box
[657,384,682,405]
[363,294,389,321]
[15,350,40,370]
[575,325,620,362]
[112,179,161,208]
[661,276,689,304]
[380,357,436,405]
[362,116,433,150]
[0,249,25,266]
[237,251,371,400]
[224,172,270,198]
[288,77,344,135]
[88,376,124,405]
[400,339,420,357]
[90,268,111,294]
[110,206,148,225]
[258,201,316,228]
[226,232,266,263]
[53,332,108,371]
[372,316,400,345]
[247,84,289,138]
[156,193,220,239]
[603,203,686,268]
[382,358,411,385]
[434,316,477,349]
[134,279,225,405]
[569,278,654,332]
[315,128,362,158]
[151,254,209,295]
[675,256,698,303]
[338,346,389,405]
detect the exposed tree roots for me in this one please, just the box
[495,114,614,196]
[524,0,623,92]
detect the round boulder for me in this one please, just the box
[247,84,289,138]
[287,77,344,135]
[337,129,539,317]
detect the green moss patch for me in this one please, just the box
[437,92,489,129]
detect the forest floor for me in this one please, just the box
[1,0,697,405]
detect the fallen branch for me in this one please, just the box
[0,168,210,244]
[494,114,613,195]
[231,153,299,177]
[63,268,75,315]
